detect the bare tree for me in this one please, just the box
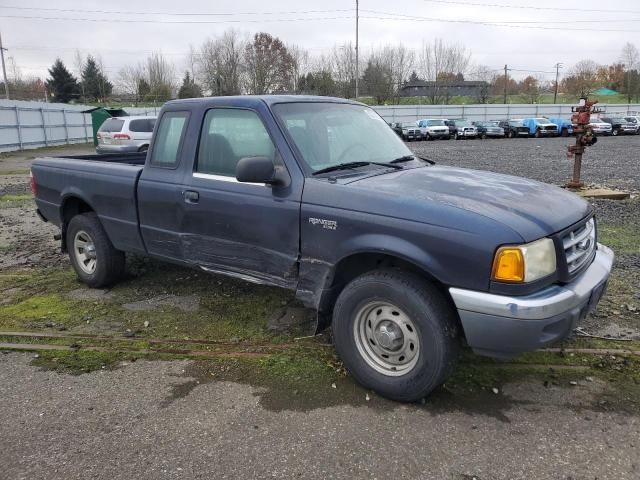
[620,42,640,102]
[74,50,86,99]
[385,44,415,104]
[198,29,245,96]
[563,60,599,96]
[244,32,293,94]
[331,42,357,98]
[287,43,309,93]
[419,39,470,104]
[468,65,494,103]
[116,63,146,105]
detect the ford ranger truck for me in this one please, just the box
[31,96,614,402]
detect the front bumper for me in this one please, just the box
[449,244,614,358]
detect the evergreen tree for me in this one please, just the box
[46,59,80,103]
[81,56,112,101]
[177,71,202,98]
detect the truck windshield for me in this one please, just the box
[273,103,413,173]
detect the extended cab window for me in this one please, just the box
[196,109,276,177]
[150,112,188,168]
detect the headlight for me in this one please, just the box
[402,129,408,133]
[492,238,556,283]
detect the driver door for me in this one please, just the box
[179,107,300,288]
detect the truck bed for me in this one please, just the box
[31,154,146,255]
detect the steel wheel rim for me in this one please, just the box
[73,230,97,274]
[353,302,420,377]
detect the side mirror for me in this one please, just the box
[235,156,288,186]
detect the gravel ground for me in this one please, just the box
[407,135,640,193]
[1,353,639,480]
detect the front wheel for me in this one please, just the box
[534,129,542,138]
[66,213,125,288]
[612,129,619,136]
[332,269,460,402]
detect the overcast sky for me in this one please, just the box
[2,0,639,83]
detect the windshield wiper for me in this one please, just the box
[312,161,402,176]
[390,155,436,165]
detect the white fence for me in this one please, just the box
[1,99,639,153]
[0,99,159,153]
[374,103,640,123]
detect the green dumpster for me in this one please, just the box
[82,107,128,146]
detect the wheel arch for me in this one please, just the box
[303,242,456,331]
[59,192,96,252]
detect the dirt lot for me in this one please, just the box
[1,139,639,479]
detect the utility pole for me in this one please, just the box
[553,62,563,104]
[355,0,359,100]
[503,64,508,104]
[0,31,9,100]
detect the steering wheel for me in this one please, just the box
[337,143,369,164]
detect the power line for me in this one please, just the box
[360,14,640,32]
[420,0,640,15]
[0,5,352,17]
[0,14,357,25]
[366,8,640,24]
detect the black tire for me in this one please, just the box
[480,133,486,140]
[534,129,542,138]
[454,132,459,140]
[612,128,619,136]
[332,269,460,402]
[508,130,515,139]
[561,128,569,137]
[138,144,149,153]
[66,213,125,288]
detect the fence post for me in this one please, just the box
[62,109,69,144]
[14,106,23,149]
[40,107,48,146]
[84,113,90,143]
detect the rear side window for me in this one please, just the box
[149,112,189,168]
[98,118,124,132]
[129,119,156,133]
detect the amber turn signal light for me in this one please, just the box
[492,247,525,282]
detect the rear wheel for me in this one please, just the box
[138,144,149,153]
[66,213,125,288]
[454,132,460,140]
[508,130,515,139]
[332,269,460,402]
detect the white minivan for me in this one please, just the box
[96,116,156,154]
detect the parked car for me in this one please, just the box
[498,119,530,138]
[522,118,559,137]
[473,121,505,139]
[549,118,574,137]
[444,119,478,140]
[417,118,451,140]
[589,118,613,136]
[390,121,423,141]
[601,117,637,136]
[623,116,640,135]
[96,116,156,154]
[31,95,613,402]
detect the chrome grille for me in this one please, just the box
[562,218,596,275]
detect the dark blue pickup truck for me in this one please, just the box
[31,96,613,401]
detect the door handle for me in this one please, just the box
[183,190,199,204]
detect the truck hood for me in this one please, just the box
[345,165,592,241]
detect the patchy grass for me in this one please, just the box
[30,349,141,374]
[0,142,94,160]
[0,169,30,176]
[0,194,32,201]
[598,224,640,255]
